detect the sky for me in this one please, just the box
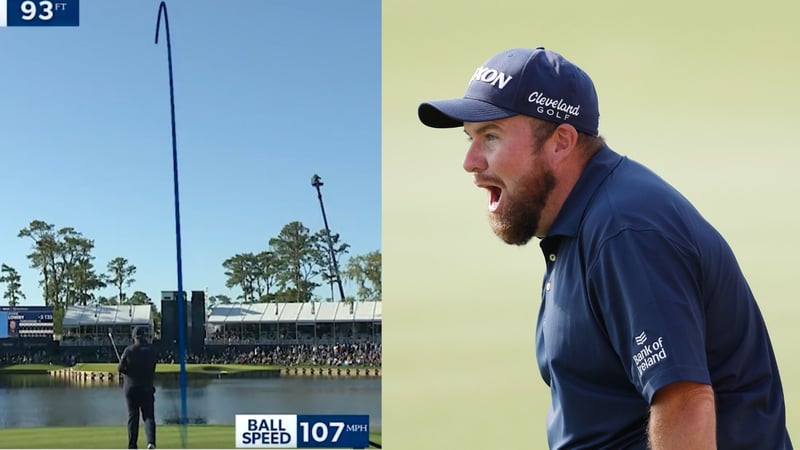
[0,0,381,307]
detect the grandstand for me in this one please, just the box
[57,299,382,348]
[2,296,381,365]
[206,301,382,346]
[61,304,153,348]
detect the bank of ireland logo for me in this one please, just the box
[632,332,668,376]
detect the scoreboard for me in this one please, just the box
[0,306,54,339]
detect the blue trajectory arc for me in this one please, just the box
[155,2,189,448]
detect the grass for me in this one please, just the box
[0,363,68,372]
[0,363,281,375]
[0,363,381,375]
[72,363,283,374]
[0,425,382,448]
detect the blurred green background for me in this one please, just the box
[383,0,800,449]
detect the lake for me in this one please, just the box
[0,374,381,430]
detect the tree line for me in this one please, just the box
[1,219,382,328]
[0,220,155,332]
[215,220,381,307]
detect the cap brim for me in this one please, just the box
[418,98,518,128]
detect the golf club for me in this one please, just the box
[108,329,121,362]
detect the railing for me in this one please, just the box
[60,336,133,346]
[203,336,379,346]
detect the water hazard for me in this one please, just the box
[0,374,381,430]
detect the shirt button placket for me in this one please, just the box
[545,254,556,292]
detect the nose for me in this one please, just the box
[462,141,487,173]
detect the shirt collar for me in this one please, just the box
[543,145,623,239]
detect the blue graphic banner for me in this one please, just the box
[2,0,79,27]
[235,414,370,448]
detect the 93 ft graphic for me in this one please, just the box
[1,0,79,27]
[21,0,62,21]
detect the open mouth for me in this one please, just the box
[486,186,502,212]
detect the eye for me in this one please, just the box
[485,134,498,141]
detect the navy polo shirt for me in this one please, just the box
[536,146,792,449]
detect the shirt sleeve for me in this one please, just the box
[587,228,712,403]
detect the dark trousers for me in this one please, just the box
[124,385,156,449]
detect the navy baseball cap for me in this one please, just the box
[418,47,600,136]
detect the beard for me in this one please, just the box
[489,163,556,246]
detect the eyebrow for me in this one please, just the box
[463,123,501,138]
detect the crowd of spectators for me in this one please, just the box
[0,350,56,365]
[60,335,135,347]
[156,342,381,367]
[205,328,380,346]
[206,329,262,345]
[0,343,381,368]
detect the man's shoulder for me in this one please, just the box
[586,157,698,227]
[575,155,718,259]
[603,157,688,206]
[128,342,156,352]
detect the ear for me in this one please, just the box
[550,124,579,162]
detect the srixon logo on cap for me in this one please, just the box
[470,66,513,89]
